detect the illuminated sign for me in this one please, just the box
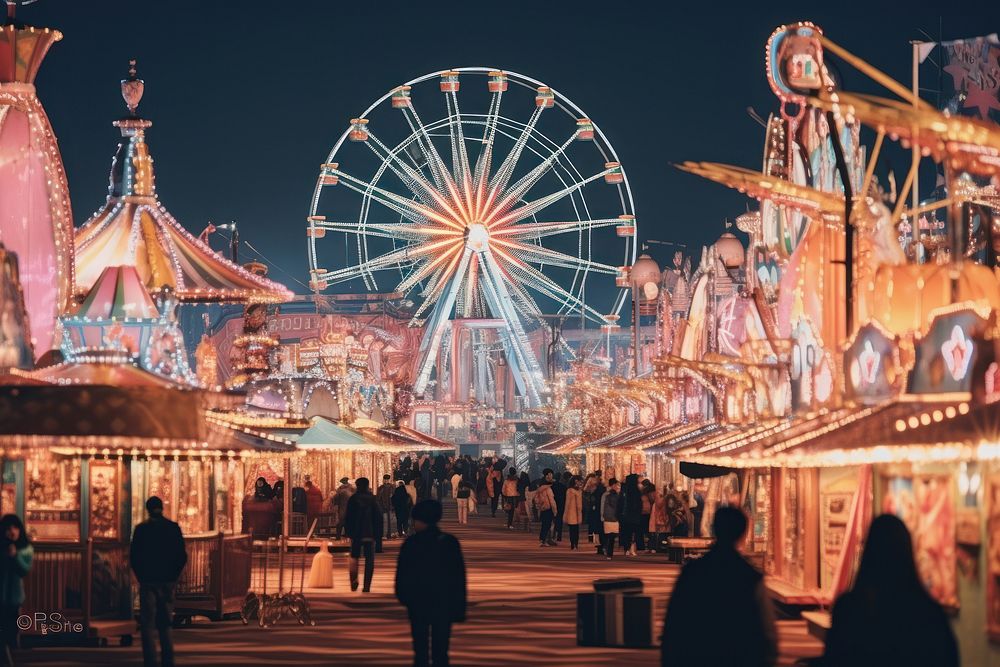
[844,321,898,404]
[941,325,973,382]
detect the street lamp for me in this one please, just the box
[630,252,661,377]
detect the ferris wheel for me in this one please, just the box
[307,68,637,407]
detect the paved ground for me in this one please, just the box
[19,504,822,665]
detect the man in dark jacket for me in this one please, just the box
[377,474,395,540]
[432,454,447,499]
[396,500,466,667]
[343,477,383,592]
[130,496,187,667]
[661,506,776,667]
[551,471,569,542]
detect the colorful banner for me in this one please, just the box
[940,34,1000,122]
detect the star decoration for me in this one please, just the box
[963,82,1000,119]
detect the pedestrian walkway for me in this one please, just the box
[19,502,822,665]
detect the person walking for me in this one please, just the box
[564,476,583,550]
[377,474,395,540]
[600,479,621,560]
[822,514,958,667]
[639,479,655,554]
[534,478,557,547]
[392,480,413,537]
[675,490,693,538]
[333,477,354,540]
[587,473,606,549]
[420,457,434,502]
[649,485,669,553]
[691,486,705,537]
[618,474,643,556]
[455,481,471,524]
[304,477,324,530]
[0,515,32,666]
[396,500,467,667]
[130,497,187,667]
[487,466,502,518]
[343,477,383,592]
[406,477,419,508]
[501,469,519,529]
[661,506,776,667]
[551,471,569,542]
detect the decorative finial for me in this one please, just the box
[121,58,145,117]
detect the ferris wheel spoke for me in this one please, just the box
[445,93,474,207]
[411,246,471,321]
[332,168,464,230]
[315,220,444,241]
[412,247,475,395]
[493,239,617,275]
[400,104,471,224]
[483,134,577,226]
[367,134,461,218]
[396,244,462,294]
[489,168,613,229]
[493,218,622,241]
[478,248,545,404]
[487,106,544,198]
[315,238,453,283]
[472,89,504,219]
[497,252,606,323]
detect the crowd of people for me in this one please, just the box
[0,450,962,666]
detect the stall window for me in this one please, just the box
[89,461,119,540]
[25,455,80,541]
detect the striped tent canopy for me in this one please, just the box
[61,265,160,356]
[296,416,373,450]
[74,70,292,305]
[73,265,159,320]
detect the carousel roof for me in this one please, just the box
[71,265,159,320]
[73,64,292,305]
[29,352,181,388]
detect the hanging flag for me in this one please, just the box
[916,40,937,64]
[939,34,1000,121]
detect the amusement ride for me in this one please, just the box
[307,68,637,407]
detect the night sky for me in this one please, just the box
[19,1,1000,297]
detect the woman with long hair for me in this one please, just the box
[822,514,958,666]
[0,515,32,665]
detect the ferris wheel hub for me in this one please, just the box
[464,223,489,252]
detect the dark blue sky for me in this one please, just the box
[20,1,1000,294]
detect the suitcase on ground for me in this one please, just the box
[593,577,643,594]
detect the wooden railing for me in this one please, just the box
[22,542,86,626]
[21,539,132,634]
[22,533,252,633]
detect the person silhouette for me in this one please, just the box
[661,506,775,667]
[822,513,958,666]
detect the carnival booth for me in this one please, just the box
[0,364,280,636]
